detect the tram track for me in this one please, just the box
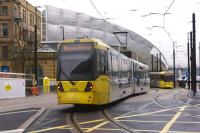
[26,88,200,133]
[64,92,157,133]
[66,110,85,133]
[101,109,137,133]
[154,89,200,119]
[95,91,166,133]
[65,89,200,133]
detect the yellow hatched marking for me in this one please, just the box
[82,106,181,132]
[28,125,70,133]
[82,127,122,131]
[136,129,200,133]
[61,127,73,129]
[117,119,200,124]
[85,121,109,133]
[117,120,167,123]
[114,108,173,119]
[79,119,105,124]
[160,105,187,133]
[29,103,200,133]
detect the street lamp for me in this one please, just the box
[34,6,42,86]
[59,26,64,40]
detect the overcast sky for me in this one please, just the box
[27,0,200,67]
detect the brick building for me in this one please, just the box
[0,0,41,73]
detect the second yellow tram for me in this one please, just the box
[150,71,174,89]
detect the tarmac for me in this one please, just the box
[0,88,200,133]
[0,92,68,133]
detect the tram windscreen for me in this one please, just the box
[58,42,95,81]
[161,74,173,82]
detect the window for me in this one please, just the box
[29,13,34,26]
[0,23,9,38]
[0,46,8,58]
[22,9,27,22]
[0,6,8,16]
[2,46,8,58]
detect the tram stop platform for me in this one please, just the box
[0,92,67,133]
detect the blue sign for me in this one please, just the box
[1,65,9,72]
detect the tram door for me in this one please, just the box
[132,62,136,94]
[134,63,141,94]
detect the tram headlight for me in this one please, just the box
[85,82,93,92]
[58,82,64,92]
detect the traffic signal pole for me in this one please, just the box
[187,33,190,90]
[191,13,196,96]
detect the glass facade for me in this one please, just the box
[42,5,167,70]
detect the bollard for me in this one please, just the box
[43,77,50,94]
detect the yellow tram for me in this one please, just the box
[56,38,150,105]
[150,71,174,89]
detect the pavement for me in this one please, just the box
[0,92,67,133]
[187,87,200,99]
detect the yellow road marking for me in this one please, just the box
[135,129,200,133]
[29,101,200,133]
[117,120,168,123]
[82,108,175,133]
[79,119,105,124]
[84,127,200,133]
[160,105,187,133]
[0,110,38,116]
[28,125,70,133]
[117,119,200,124]
[82,127,122,131]
[81,106,186,132]
[114,108,173,119]
[85,121,109,133]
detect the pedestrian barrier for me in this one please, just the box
[31,86,39,96]
[0,72,35,99]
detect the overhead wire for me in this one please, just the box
[164,0,176,15]
[89,0,169,66]
[89,0,128,47]
[89,0,121,32]
[159,0,176,67]
[89,0,150,49]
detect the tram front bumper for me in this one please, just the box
[58,92,94,104]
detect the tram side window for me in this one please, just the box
[146,71,149,78]
[108,52,112,75]
[96,50,108,75]
[111,54,118,77]
[134,71,144,79]
[121,59,130,78]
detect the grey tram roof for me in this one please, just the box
[41,5,168,68]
